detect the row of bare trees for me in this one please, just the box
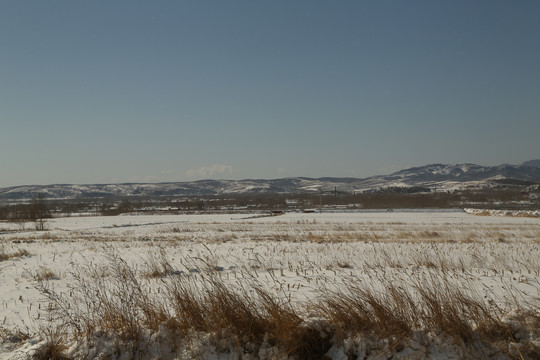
[0,193,50,230]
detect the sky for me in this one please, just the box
[1,0,539,187]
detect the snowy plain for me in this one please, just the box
[0,210,539,359]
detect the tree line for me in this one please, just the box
[1,187,538,220]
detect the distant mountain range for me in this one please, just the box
[1,160,539,202]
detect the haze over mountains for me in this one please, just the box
[1,161,539,202]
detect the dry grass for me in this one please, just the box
[36,249,168,356]
[319,285,413,343]
[4,219,535,246]
[32,326,70,360]
[30,248,540,360]
[1,213,538,359]
[0,248,31,261]
[317,271,540,359]
[0,327,30,350]
[34,267,59,281]
[141,246,177,278]
[35,252,334,358]
[163,274,331,358]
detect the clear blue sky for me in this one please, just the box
[1,0,539,187]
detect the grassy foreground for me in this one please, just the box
[21,248,539,360]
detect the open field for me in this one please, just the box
[1,211,539,359]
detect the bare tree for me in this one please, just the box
[31,193,49,231]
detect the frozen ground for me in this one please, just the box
[1,211,539,359]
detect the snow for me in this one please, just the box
[1,211,539,359]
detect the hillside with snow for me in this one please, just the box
[1,161,539,202]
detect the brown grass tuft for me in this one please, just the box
[34,267,59,281]
[32,327,70,360]
[0,248,31,261]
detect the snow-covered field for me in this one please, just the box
[1,211,539,359]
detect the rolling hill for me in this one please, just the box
[1,161,539,202]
